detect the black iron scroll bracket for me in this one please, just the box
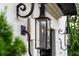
[17,3,34,18]
[17,3,35,56]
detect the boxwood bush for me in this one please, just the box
[0,12,26,56]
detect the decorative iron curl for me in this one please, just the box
[59,38,67,50]
[17,3,34,18]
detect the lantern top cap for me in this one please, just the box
[35,17,51,20]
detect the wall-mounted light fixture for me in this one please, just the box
[58,16,70,50]
[59,15,77,50]
[35,3,51,50]
[35,17,51,49]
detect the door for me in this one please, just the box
[40,28,55,56]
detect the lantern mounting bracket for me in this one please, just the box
[21,25,32,56]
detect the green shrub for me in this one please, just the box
[0,12,26,56]
[67,15,79,56]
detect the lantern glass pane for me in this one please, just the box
[64,34,70,46]
[40,21,47,49]
[35,19,47,49]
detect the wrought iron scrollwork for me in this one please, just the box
[17,3,34,18]
[17,3,35,56]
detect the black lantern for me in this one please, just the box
[35,17,51,49]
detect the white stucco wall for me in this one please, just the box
[0,3,67,56]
